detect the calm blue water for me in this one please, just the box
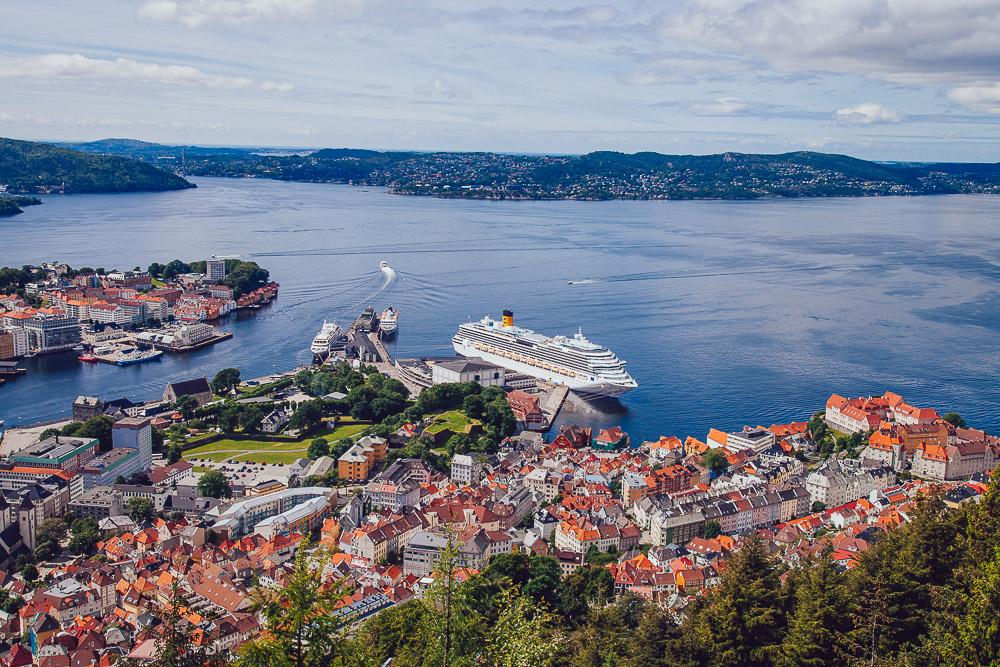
[2,178,999,442]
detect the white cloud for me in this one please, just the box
[659,0,1000,85]
[139,0,362,27]
[413,78,470,100]
[833,103,905,125]
[691,97,751,115]
[0,53,293,92]
[948,83,1000,114]
[618,52,750,85]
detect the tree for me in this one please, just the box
[166,445,183,464]
[777,554,852,667]
[77,415,115,447]
[811,501,826,513]
[702,448,730,477]
[288,400,324,432]
[146,584,228,667]
[174,395,200,420]
[238,403,267,434]
[211,368,241,395]
[19,564,38,583]
[942,412,966,428]
[217,404,242,432]
[306,437,329,460]
[926,546,1000,664]
[235,545,349,667]
[68,518,100,554]
[126,497,157,524]
[462,394,485,420]
[691,537,784,666]
[485,587,558,667]
[702,520,722,539]
[198,469,232,499]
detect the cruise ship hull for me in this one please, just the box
[453,339,635,397]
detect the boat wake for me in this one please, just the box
[567,279,598,285]
[380,263,397,287]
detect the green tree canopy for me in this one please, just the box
[197,469,232,499]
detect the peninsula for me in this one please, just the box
[0,137,195,199]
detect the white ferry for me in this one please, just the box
[452,310,637,397]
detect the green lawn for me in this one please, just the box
[183,421,370,464]
[425,410,480,435]
[230,451,311,465]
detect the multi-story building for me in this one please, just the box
[911,440,997,481]
[0,327,28,359]
[0,477,74,549]
[364,458,428,511]
[804,458,895,507]
[207,258,227,283]
[337,436,388,482]
[68,486,124,520]
[450,454,483,486]
[112,417,153,473]
[506,390,546,428]
[103,271,153,291]
[80,448,142,489]
[0,466,83,500]
[402,529,451,577]
[208,487,335,539]
[13,436,98,473]
[23,313,81,353]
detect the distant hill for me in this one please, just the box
[0,138,195,195]
[56,138,1000,201]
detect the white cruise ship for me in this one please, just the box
[452,310,637,397]
[310,320,342,359]
[379,306,398,338]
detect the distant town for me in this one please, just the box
[0,258,277,373]
[0,316,994,665]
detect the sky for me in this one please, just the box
[1,0,999,160]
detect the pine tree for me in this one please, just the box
[778,553,852,667]
[691,537,785,667]
[235,543,350,667]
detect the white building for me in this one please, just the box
[805,458,895,508]
[431,357,505,387]
[450,454,483,486]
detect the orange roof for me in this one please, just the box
[707,428,728,445]
[827,393,849,409]
[8,466,75,481]
[920,444,948,462]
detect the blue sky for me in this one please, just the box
[1,0,998,160]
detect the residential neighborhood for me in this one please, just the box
[0,378,992,664]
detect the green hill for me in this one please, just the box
[57,138,1000,200]
[0,137,195,195]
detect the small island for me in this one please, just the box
[0,195,42,217]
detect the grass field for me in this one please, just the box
[424,410,479,435]
[183,421,370,464]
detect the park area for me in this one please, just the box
[182,420,369,465]
[424,410,480,436]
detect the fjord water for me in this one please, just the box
[2,177,999,441]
